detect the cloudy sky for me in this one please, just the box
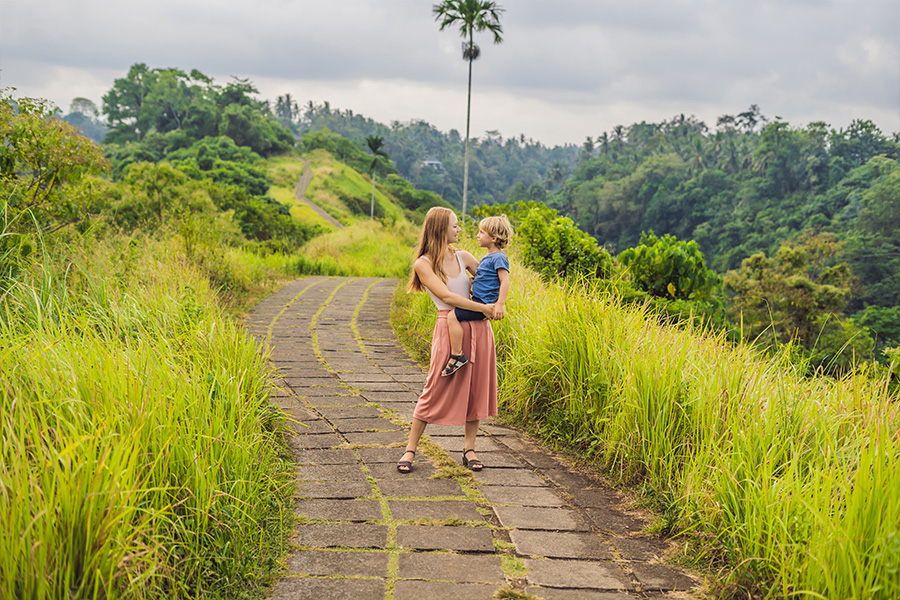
[2,0,898,147]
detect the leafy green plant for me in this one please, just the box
[618,230,721,301]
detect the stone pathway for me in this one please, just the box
[246,276,701,600]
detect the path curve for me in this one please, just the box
[295,158,343,230]
[245,276,700,599]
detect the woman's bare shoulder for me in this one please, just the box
[459,250,479,269]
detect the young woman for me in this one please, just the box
[397,207,500,473]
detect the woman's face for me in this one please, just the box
[447,213,461,244]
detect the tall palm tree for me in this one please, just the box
[433,0,504,225]
[366,135,389,219]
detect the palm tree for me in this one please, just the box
[433,0,504,225]
[365,135,389,219]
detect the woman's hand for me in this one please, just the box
[481,303,497,319]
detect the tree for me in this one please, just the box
[618,231,721,302]
[724,234,873,373]
[1,92,110,232]
[365,135,389,219]
[433,0,504,224]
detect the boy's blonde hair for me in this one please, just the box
[479,215,513,249]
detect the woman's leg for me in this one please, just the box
[462,420,483,470]
[398,418,428,472]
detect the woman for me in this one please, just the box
[397,207,500,473]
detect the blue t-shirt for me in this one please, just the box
[471,251,510,304]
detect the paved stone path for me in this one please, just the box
[246,276,700,600]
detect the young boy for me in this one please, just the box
[442,215,513,377]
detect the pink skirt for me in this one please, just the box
[413,310,498,426]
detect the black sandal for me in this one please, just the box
[462,448,483,471]
[441,353,469,377]
[397,450,415,473]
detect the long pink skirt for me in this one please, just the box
[413,310,498,426]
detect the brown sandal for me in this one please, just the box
[462,449,483,471]
[397,450,416,473]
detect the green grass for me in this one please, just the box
[303,149,405,225]
[297,219,417,279]
[0,234,294,599]
[392,246,900,600]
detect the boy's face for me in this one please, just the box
[476,228,496,248]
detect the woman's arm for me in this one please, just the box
[414,258,494,317]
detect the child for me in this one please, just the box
[442,215,513,376]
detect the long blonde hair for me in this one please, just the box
[407,207,457,292]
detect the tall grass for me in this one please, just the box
[0,235,293,599]
[298,219,417,278]
[394,256,900,599]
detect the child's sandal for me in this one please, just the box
[441,353,469,377]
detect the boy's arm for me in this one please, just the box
[494,269,510,320]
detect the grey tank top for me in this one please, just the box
[423,252,470,310]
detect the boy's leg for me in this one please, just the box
[442,309,470,377]
[447,308,463,356]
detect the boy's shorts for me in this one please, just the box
[454,298,486,322]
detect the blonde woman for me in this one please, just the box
[397,207,500,473]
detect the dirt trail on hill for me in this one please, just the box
[295,159,343,229]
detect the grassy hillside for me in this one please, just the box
[265,156,335,230]
[302,149,405,225]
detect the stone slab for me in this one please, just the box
[515,451,567,470]
[367,462,437,480]
[286,550,389,577]
[568,488,623,509]
[479,485,566,507]
[609,537,666,561]
[398,577,500,598]
[298,464,368,482]
[497,436,543,453]
[344,431,407,445]
[396,553,504,584]
[374,402,416,420]
[270,576,385,600]
[510,530,613,559]
[429,436,504,453]
[295,499,383,522]
[494,506,590,531]
[389,500,486,522]
[524,558,631,590]
[361,391,422,404]
[286,419,334,435]
[330,418,402,433]
[291,433,343,449]
[337,373,396,383]
[299,386,352,397]
[317,406,383,419]
[387,372,426,382]
[524,588,634,600]
[356,447,409,463]
[296,482,372,499]
[295,448,358,465]
[584,508,645,534]
[396,525,495,552]
[306,395,369,407]
[542,468,603,490]
[351,382,412,392]
[292,524,389,549]
[379,479,465,498]
[466,451,525,468]
[472,468,547,487]
[631,563,696,591]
